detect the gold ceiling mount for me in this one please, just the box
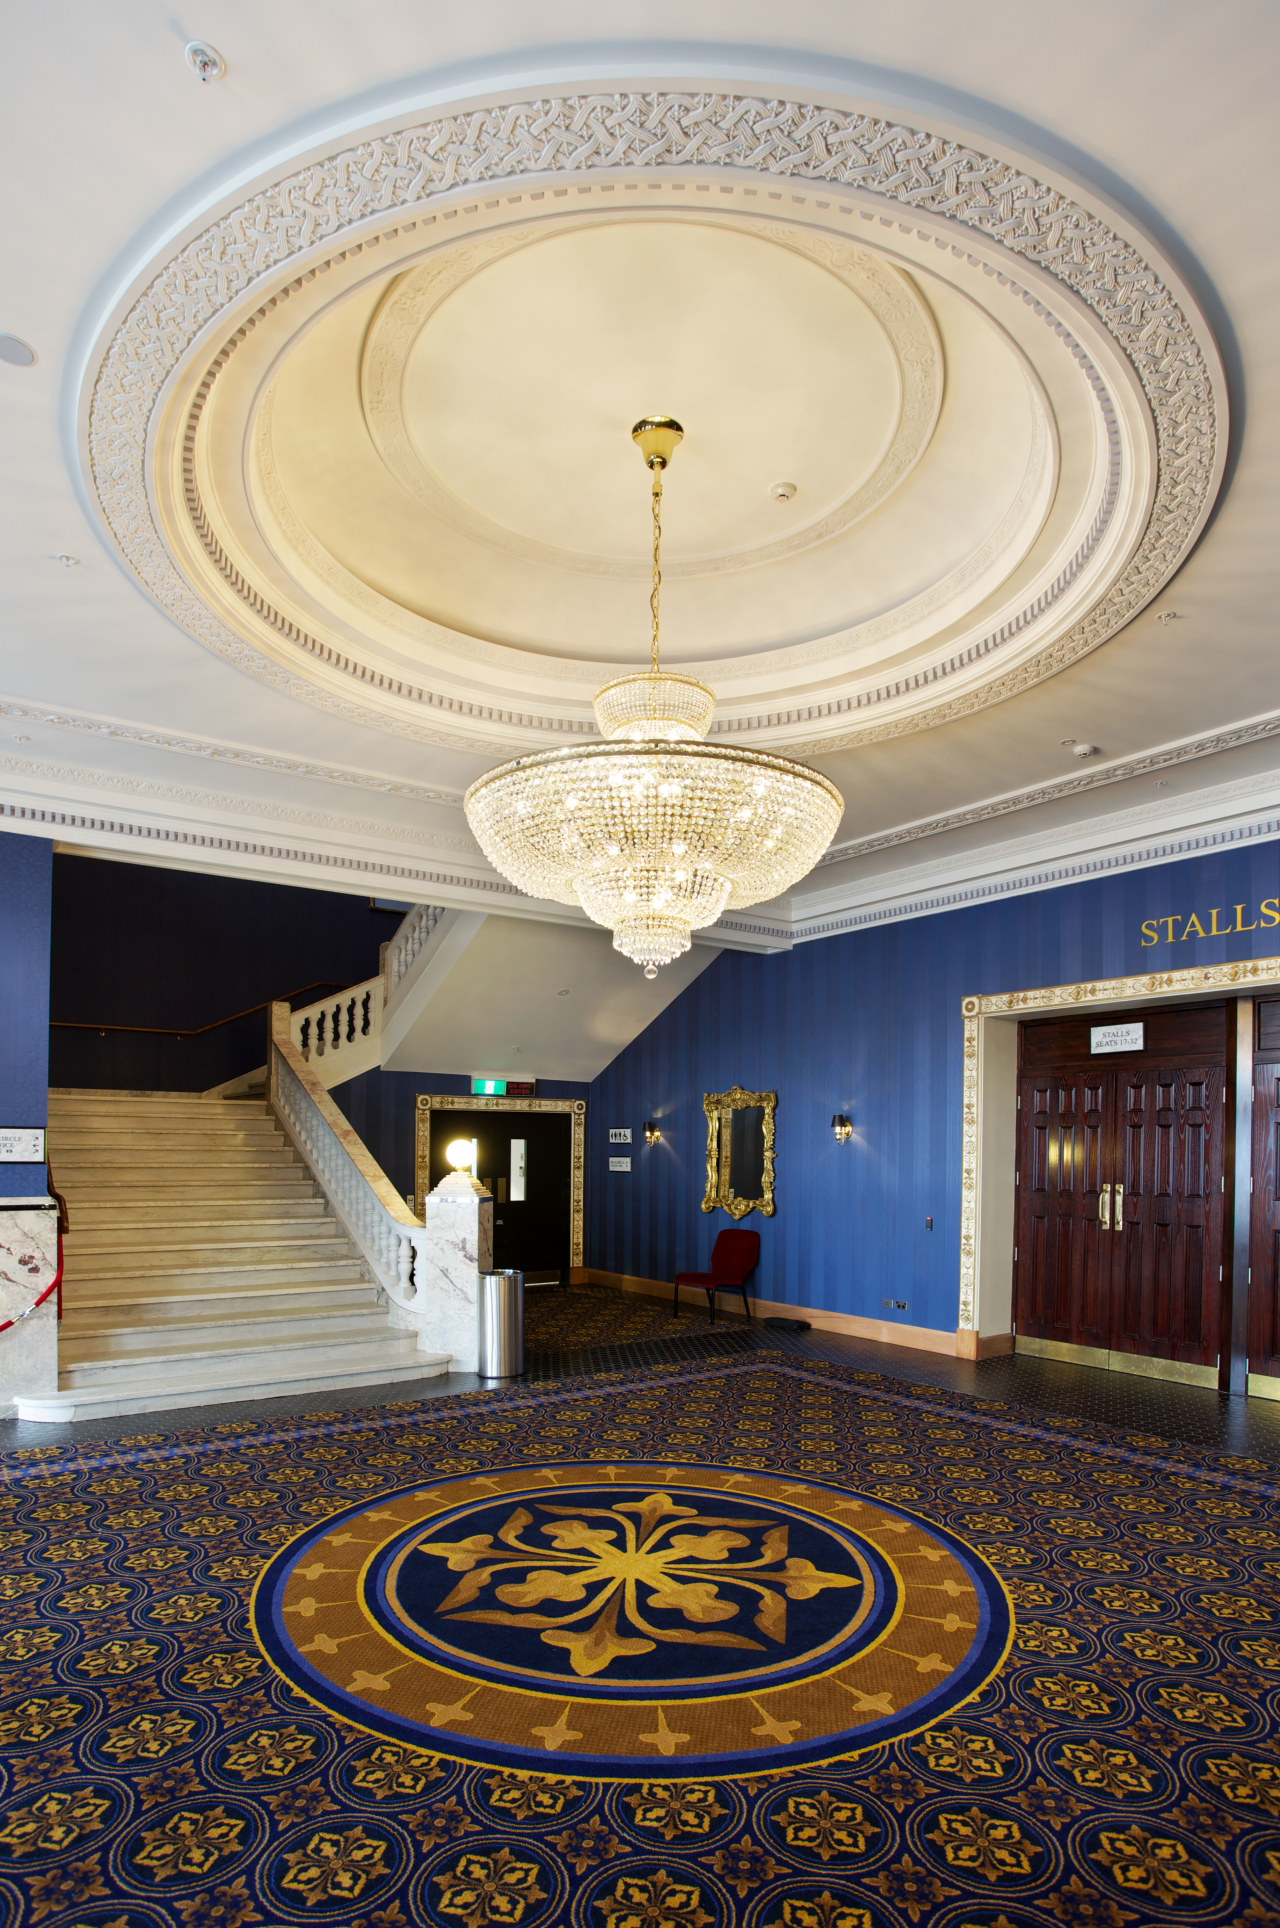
[631,415,684,470]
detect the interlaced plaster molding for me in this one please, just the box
[81,79,1224,753]
[820,708,1280,865]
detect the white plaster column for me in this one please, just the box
[0,1203,60,1405]
[391,1173,492,1375]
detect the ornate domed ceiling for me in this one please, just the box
[81,84,1225,760]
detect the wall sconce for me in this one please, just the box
[643,1121,662,1145]
[831,1114,852,1143]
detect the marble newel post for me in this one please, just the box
[400,1171,493,1375]
[0,1207,59,1403]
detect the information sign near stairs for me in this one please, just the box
[17,1091,450,1421]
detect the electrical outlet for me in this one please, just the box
[894,1299,908,1311]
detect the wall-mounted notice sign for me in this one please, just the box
[1090,1022,1144,1055]
[609,1156,632,1173]
[609,1128,632,1144]
[0,1129,45,1162]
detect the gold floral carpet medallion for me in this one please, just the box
[251,1461,1012,1778]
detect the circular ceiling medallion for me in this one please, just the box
[250,1460,1012,1778]
[80,76,1226,755]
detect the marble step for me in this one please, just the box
[52,1125,285,1150]
[50,1096,277,1117]
[63,1234,358,1273]
[61,1278,380,1321]
[61,1255,368,1294]
[60,1304,395,1360]
[57,1326,427,1389]
[63,1182,320,1208]
[68,1204,331,1240]
[53,1144,301,1170]
[14,1348,451,1423]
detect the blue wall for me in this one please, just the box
[0,833,53,1199]
[587,840,1280,1333]
[333,1069,591,1203]
[50,856,404,1092]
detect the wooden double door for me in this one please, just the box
[1015,1007,1225,1367]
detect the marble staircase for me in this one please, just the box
[20,1090,451,1421]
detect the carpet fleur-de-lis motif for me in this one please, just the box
[418,1490,859,1678]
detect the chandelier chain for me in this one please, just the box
[650,468,663,675]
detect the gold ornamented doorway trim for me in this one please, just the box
[958,954,1280,1367]
[415,1094,586,1272]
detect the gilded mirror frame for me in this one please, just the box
[702,1086,776,1218]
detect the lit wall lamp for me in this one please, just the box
[643,1121,662,1145]
[831,1114,852,1143]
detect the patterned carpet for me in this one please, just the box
[526,1286,722,1351]
[0,1356,1279,1927]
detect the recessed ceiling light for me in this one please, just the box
[1059,737,1076,747]
[0,335,36,367]
[54,553,80,567]
[14,735,30,743]
[556,988,570,997]
[185,41,225,83]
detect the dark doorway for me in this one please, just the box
[1014,1003,1226,1368]
[1250,999,1280,1381]
[427,1109,572,1280]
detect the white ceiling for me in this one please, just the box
[1,2,1276,953]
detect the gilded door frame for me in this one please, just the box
[415,1094,586,1272]
[961,957,1280,1373]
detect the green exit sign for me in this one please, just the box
[471,1077,506,1095]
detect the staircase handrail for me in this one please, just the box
[386,904,444,997]
[268,1002,419,1309]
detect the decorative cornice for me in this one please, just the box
[0,697,464,805]
[81,79,1224,752]
[0,753,477,850]
[819,709,1280,865]
[797,808,1280,943]
[0,798,514,896]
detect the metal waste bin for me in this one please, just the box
[477,1269,524,1378]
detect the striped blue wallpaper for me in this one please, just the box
[586,841,1280,1334]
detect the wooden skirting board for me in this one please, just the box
[586,1269,967,1356]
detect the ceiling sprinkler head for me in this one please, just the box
[185,41,225,83]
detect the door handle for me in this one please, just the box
[1113,1183,1123,1229]
[1099,1182,1112,1231]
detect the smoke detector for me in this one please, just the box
[1072,743,1101,759]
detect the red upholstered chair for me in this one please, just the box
[674,1229,761,1323]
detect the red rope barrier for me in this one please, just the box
[0,1227,64,1333]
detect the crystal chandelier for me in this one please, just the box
[464,419,844,976]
